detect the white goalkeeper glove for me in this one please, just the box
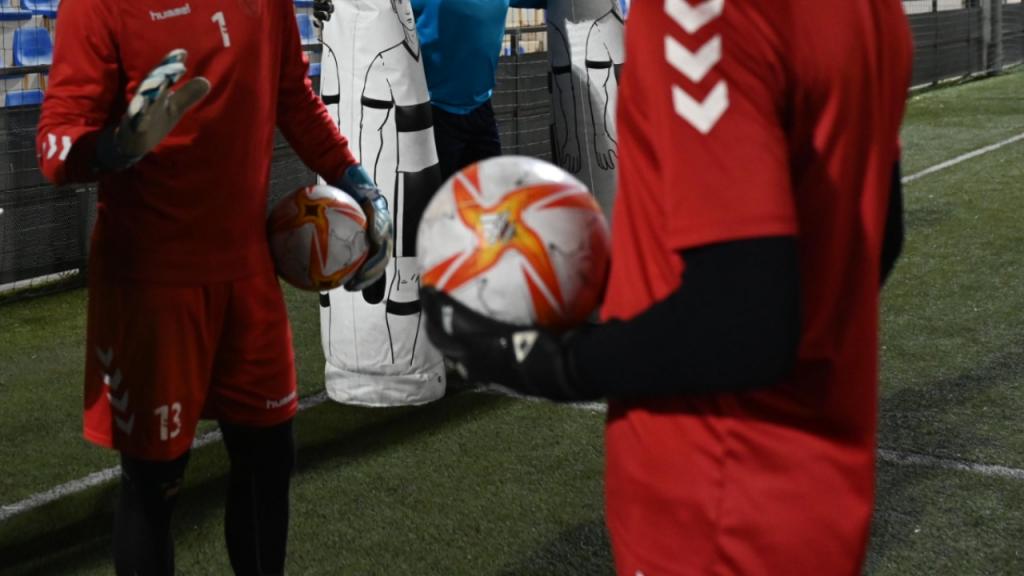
[336,164,394,294]
[96,49,211,171]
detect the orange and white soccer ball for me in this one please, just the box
[268,185,369,291]
[417,156,610,331]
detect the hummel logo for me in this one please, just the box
[103,369,123,391]
[672,81,729,135]
[96,347,114,368]
[151,3,191,21]
[115,414,135,435]
[665,34,721,84]
[664,0,723,34]
[45,133,72,162]
[664,0,729,134]
[107,390,130,413]
[267,391,297,410]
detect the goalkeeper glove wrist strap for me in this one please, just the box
[95,126,142,172]
[335,164,380,205]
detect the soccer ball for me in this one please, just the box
[417,155,610,331]
[268,185,369,291]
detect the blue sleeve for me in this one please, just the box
[411,0,427,17]
[509,0,546,9]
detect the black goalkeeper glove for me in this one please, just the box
[313,0,334,23]
[420,288,597,402]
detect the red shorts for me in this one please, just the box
[83,265,298,461]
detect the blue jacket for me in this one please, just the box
[412,0,545,115]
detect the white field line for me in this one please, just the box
[902,131,1024,184]
[4,383,1024,523]
[877,449,1024,481]
[5,122,1024,524]
[0,270,81,296]
[1,128,1021,520]
[478,384,1024,481]
[475,383,607,413]
[0,392,330,523]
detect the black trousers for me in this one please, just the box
[431,99,503,181]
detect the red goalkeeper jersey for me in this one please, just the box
[601,0,912,574]
[38,0,356,283]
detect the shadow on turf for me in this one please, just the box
[498,519,614,576]
[0,482,120,574]
[867,333,1024,572]
[0,387,512,574]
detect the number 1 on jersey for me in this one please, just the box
[212,11,231,48]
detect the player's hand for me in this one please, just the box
[97,49,210,171]
[313,0,334,23]
[420,288,595,402]
[336,164,394,292]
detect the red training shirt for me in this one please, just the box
[37,0,356,284]
[601,0,912,574]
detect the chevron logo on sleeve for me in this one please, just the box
[672,82,729,134]
[664,0,723,34]
[665,34,720,83]
[663,0,729,134]
[45,133,73,162]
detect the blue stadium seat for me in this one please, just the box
[308,62,321,78]
[4,88,43,107]
[0,0,32,21]
[296,13,316,46]
[12,27,53,66]
[295,0,314,7]
[21,0,59,18]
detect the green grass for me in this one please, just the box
[1,394,609,575]
[901,71,1024,174]
[0,285,327,504]
[2,69,1023,574]
[878,137,1024,467]
[868,463,1024,576]
[0,289,115,503]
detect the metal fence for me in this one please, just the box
[0,110,316,300]
[0,106,92,297]
[2,3,1023,299]
[0,27,555,300]
[908,0,1024,86]
[495,26,553,162]
[1006,2,1024,64]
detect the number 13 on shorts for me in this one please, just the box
[154,402,183,441]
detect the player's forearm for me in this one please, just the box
[570,237,801,398]
[881,161,904,285]
[36,125,103,185]
[36,0,121,186]
[278,84,357,183]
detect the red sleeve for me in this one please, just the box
[37,0,122,185]
[276,7,356,184]
[656,1,796,250]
